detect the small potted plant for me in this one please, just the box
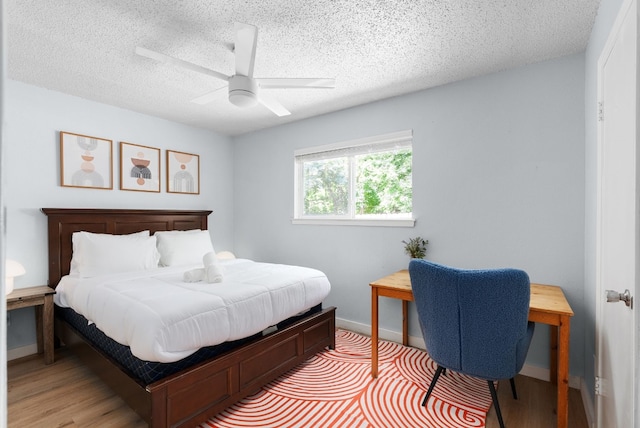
[403,237,428,259]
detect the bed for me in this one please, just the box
[42,208,336,428]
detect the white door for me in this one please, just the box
[596,0,638,426]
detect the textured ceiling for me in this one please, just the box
[8,0,601,136]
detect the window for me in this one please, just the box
[294,130,414,226]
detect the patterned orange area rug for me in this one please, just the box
[201,329,493,428]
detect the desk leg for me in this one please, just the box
[401,300,409,346]
[557,316,570,428]
[371,288,379,378]
[550,325,558,385]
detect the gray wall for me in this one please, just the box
[5,80,234,349]
[233,54,586,376]
[583,0,626,408]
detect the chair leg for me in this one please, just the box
[422,365,445,406]
[488,380,505,428]
[509,377,518,400]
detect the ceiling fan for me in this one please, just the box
[136,22,336,117]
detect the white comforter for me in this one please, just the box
[54,259,331,363]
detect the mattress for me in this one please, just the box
[54,258,331,363]
[56,303,323,384]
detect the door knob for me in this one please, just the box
[606,289,633,308]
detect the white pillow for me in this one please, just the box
[70,230,150,274]
[155,230,215,266]
[70,231,159,278]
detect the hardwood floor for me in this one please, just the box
[8,348,146,427]
[486,375,589,428]
[8,347,589,427]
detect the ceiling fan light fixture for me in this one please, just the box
[137,23,334,116]
[228,75,258,107]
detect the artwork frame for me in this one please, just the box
[60,131,113,190]
[166,150,200,194]
[120,142,161,193]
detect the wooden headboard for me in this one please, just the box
[41,208,212,287]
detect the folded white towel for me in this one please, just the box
[206,264,224,283]
[203,251,224,283]
[183,268,205,282]
[203,251,218,266]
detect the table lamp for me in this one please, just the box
[5,259,26,295]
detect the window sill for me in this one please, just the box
[291,218,416,227]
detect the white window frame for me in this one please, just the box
[293,130,415,227]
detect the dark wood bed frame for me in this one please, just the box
[42,208,336,428]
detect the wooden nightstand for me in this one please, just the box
[7,285,56,364]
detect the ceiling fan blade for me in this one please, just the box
[190,86,228,105]
[234,22,258,77]
[135,46,230,82]
[258,93,291,117]
[257,78,336,89]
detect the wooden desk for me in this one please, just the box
[7,286,56,364]
[370,270,574,428]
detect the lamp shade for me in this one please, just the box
[5,259,26,295]
[216,251,236,260]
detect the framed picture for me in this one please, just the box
[60,131,113,190]
[166,150,200,194]
[120,142,161,192]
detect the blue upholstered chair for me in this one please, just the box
[408,259,535,428]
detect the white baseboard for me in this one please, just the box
[7,344,38,362]
[336,316,584,391]
[336,317,426,348]
[518,363,582,389]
